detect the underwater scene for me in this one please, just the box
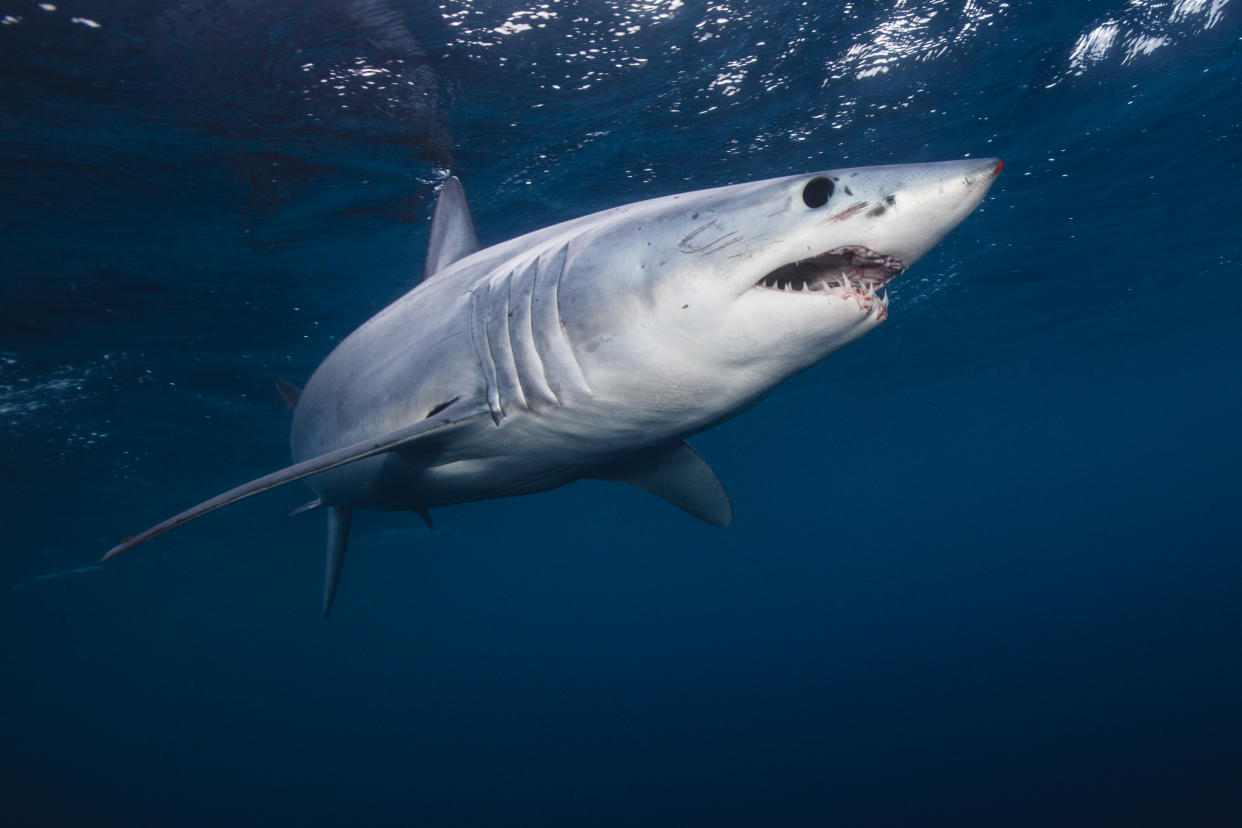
[2,1,1240,824]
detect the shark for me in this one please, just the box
[105,158,1002,615]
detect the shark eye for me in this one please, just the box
[802,177,834,208]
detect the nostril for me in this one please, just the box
[802,177,834,208]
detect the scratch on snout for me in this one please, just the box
[727,233,770,260]
[818,201,868,225]
[764,196,794,217]
[679,220,743,255]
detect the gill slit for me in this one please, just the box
[517,258,560,407]
[493,274,529,411]
[468,285,503,424]
[547,245,593,396]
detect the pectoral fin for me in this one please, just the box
[592,441,732,527]
[103,397,487,561]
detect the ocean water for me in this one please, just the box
[2,0,1240,824]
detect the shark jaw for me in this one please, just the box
[751,244,904,320]
[755,245,905,293]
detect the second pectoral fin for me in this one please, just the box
[591,441,732,527]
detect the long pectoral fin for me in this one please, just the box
[103,397,487,562]
[322,506,351,619]
[591,441,733,527]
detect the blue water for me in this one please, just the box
[3,1,1241,824]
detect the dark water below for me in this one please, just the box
[3,1,1241,825]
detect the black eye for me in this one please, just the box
[802,177,834,208]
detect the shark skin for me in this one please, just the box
[105,159,1002,615]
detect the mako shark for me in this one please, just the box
[105,158,1002,615]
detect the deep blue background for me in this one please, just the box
[3,1,1240,825]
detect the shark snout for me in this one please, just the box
[912,157,1003,191]
[926,157,1004,192]
[966,158,1004,188]
[871,157,1001,268]
[959,156,1003,212]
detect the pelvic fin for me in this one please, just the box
[323,506,352,618]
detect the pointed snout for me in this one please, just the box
[950,156,1004,211]
[916,156,1003,192]
[858,157,1002,269]
[934,155,1003,215]
[967,158,1004,183]
[964,158,1004,196]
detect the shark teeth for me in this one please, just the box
[755,245,904,295]
[755,271,891,295]
[754,254,893,322]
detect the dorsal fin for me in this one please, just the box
[274,377,301,411]
[423,176,480,280]
[591,441,733,527]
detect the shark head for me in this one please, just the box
[558,158,1002,424]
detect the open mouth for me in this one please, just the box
[755,245,905,293]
